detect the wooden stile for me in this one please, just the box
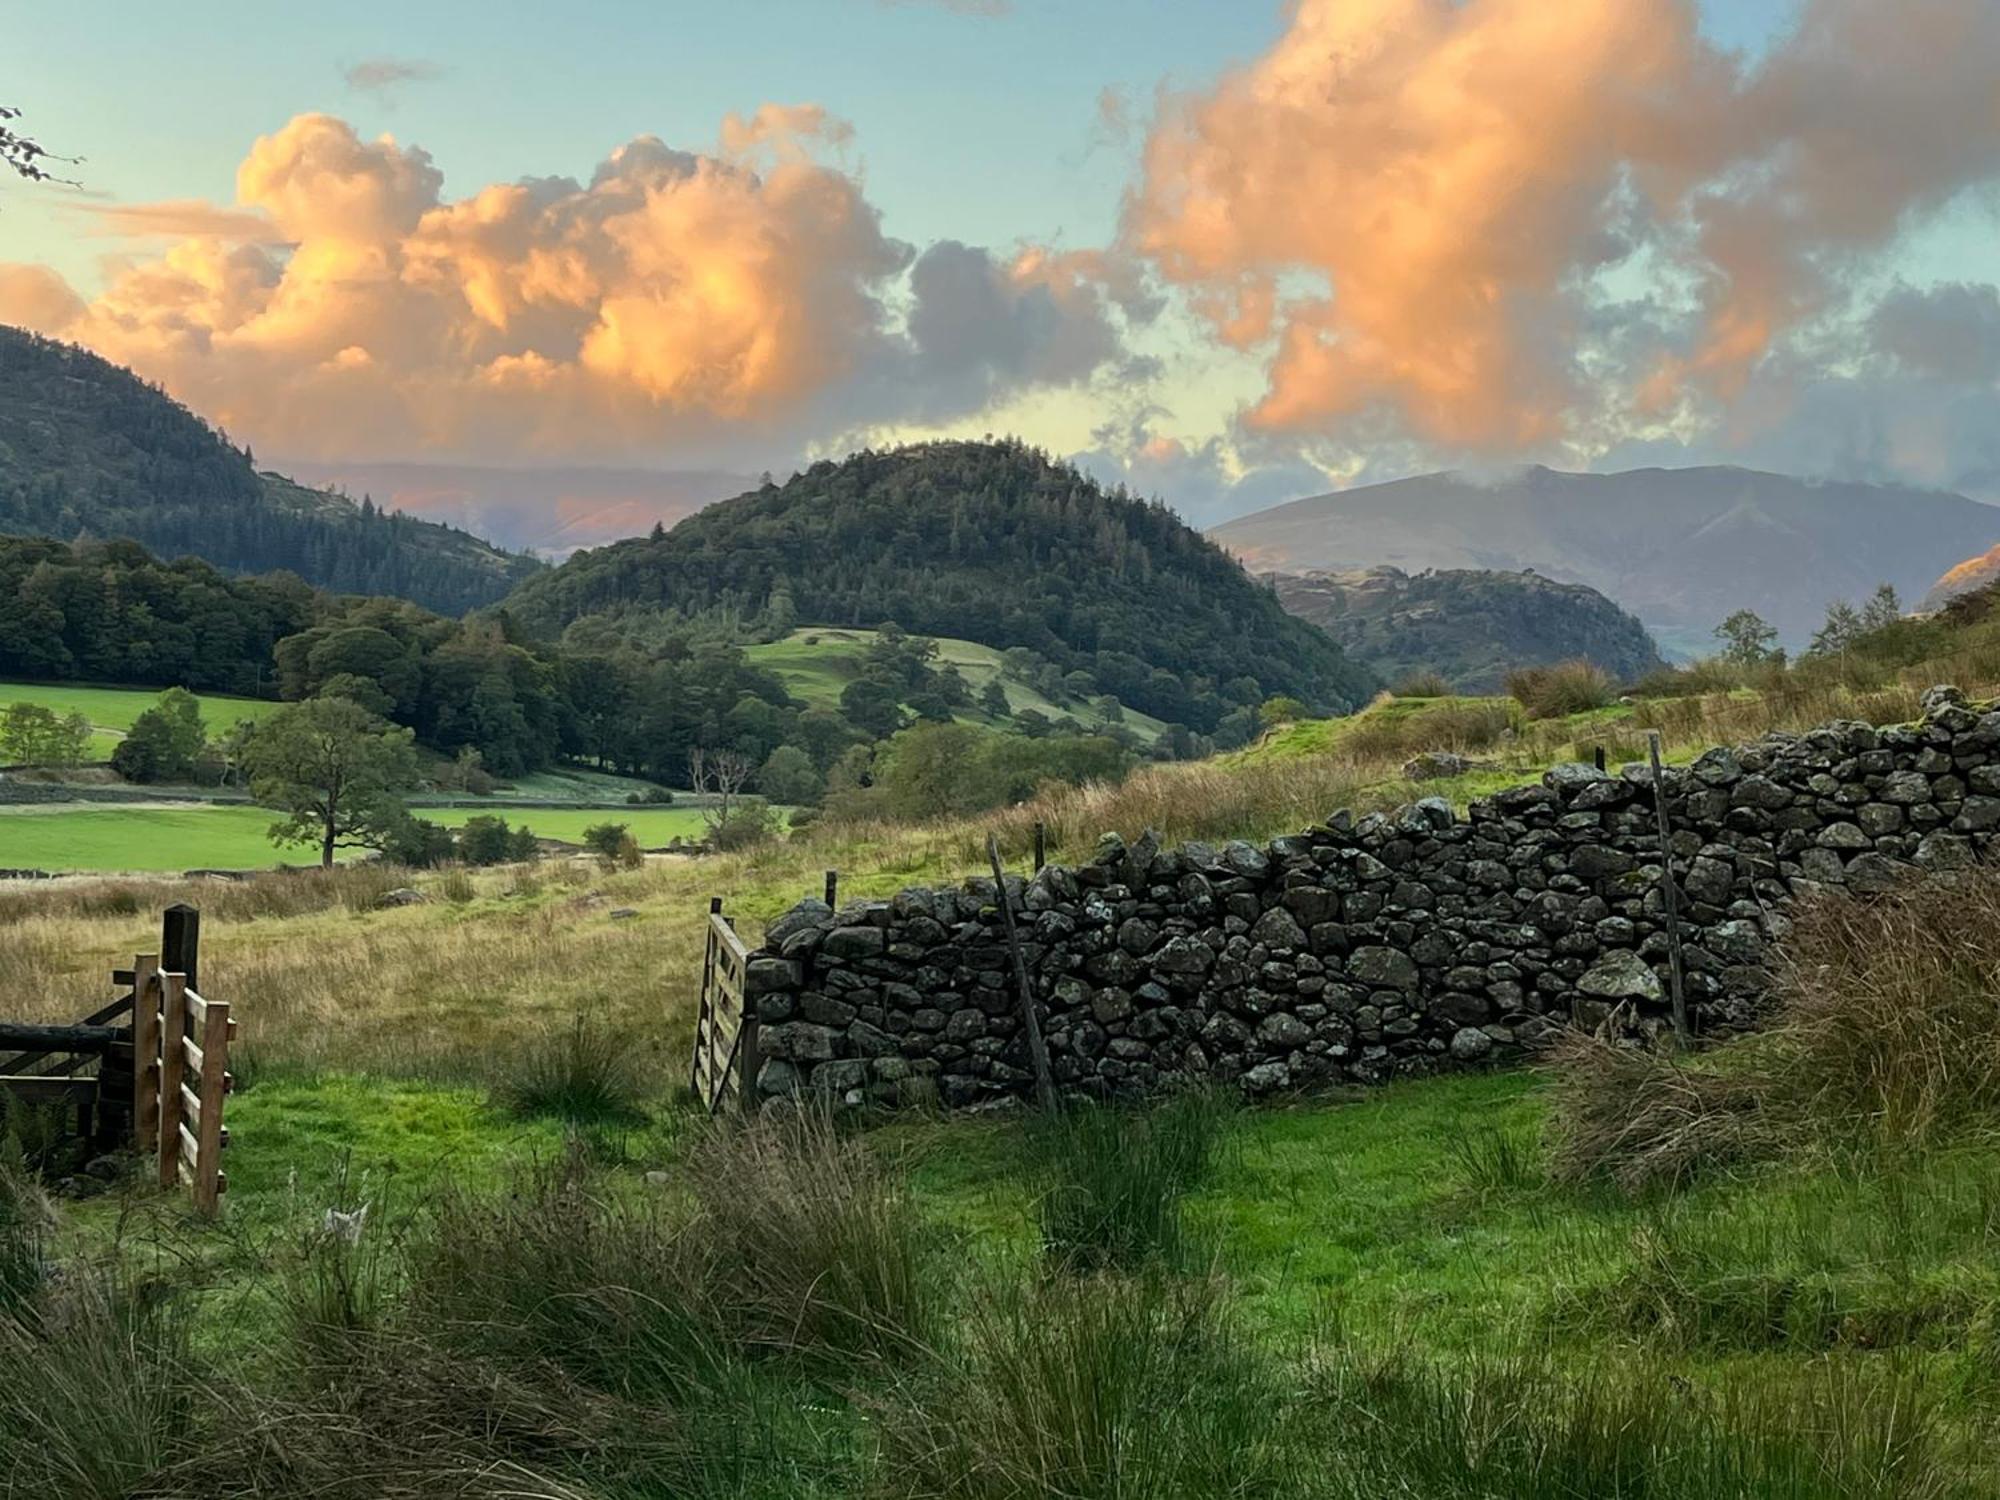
[1,907,232,1208]
[157,973,188,1191]
[132,953,160,1153]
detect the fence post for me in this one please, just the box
[157,973,188,1190]
[1033,822,1047,873]
[986,832,1057,1112]
[162,904,200,993]
[1646,732,1691,1047]
[131,953,160,1154]
[193,994,230,1215]
[824,869,838,907]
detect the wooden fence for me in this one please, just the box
[691,897,757,1115]
[0,904,232,1212]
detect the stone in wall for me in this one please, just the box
[744,686,2000,1111]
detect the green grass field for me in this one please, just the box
[0,802,721,872]
[0,679,287,760]
[747,627,1170,743]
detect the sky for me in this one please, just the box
[5,0,2000,549]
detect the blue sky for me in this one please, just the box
[6,0,1999,541]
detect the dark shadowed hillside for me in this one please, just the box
[1271,566,1667,691]
[506,440,1376,730]
[0,326,542,614]
[1211,465,2000,653]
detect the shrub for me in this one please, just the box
[380,812,457,868]
[501,1018,650,1125]
[582,820,630,858]
[1506,658,1618,719]
[1032,1090,1232,1273]
[709,801,780,852]
[457,814,538,866]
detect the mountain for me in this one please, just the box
[1922,543,2000,610]
[1269,566,1667,692]
[506,440,1377,731]
[0,326,542,615]
[1209,465,2000,653]
[275,458,753,557]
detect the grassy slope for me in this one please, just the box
[0,680,288,759]
[747,627,1170,743]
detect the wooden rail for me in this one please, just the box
[691,897,758,1115]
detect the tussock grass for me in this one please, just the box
[0,1272,192,1500]
[502,1017,653,1125]
[1549,872,2000,1193]
[1304,1346,1974,1499]
[1507,658,1619,719]
[875,1271,1289,1500]
[1557,1150,2000,1355]
[680,1109,939,1364]
[1032,1091,1233,1273]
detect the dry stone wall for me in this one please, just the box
[742,687,2000,1111]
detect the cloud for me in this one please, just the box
[76,198,283,241]
[1123,0,2000,459]
[0,111,1133,466]
[342,58,441,97]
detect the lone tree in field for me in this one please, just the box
[1714,608,1782,668]
[244,696,418,867]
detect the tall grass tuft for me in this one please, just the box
[1506,658,1618,719]
[875,1271,1291,1500]
[1545,1031,1780,1192]
[0,1274,193,1499]
[1772,874,2000,1146]
[416,1155,723,1400]
[681,1108,939,1364]
[0,1165,50,1316]
[1390,669,1454,698]
[501,1017,652,1125]
[1033,1090,1232,1272]
[1303,1346,1974,1498]
[1548,871,2000,1192]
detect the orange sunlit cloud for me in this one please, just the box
[1125,0,2000,455]
[1,110,1122,464]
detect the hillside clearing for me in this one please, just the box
[745,626,1171,742]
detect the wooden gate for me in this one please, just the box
[691,897,758,1115]
[0,904,232,1212]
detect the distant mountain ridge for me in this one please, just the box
[0,326,542,615]
[1270,566,1667,692]
[1210,465,2000,651]
[505,440,1377,731]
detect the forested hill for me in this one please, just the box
[0,326,541,615]
[1272,567,1667,692]
[505,441,1376,730]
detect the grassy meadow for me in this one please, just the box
[11,623,2000,1493]
[0,803,720,873]
[0,680,288,760]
